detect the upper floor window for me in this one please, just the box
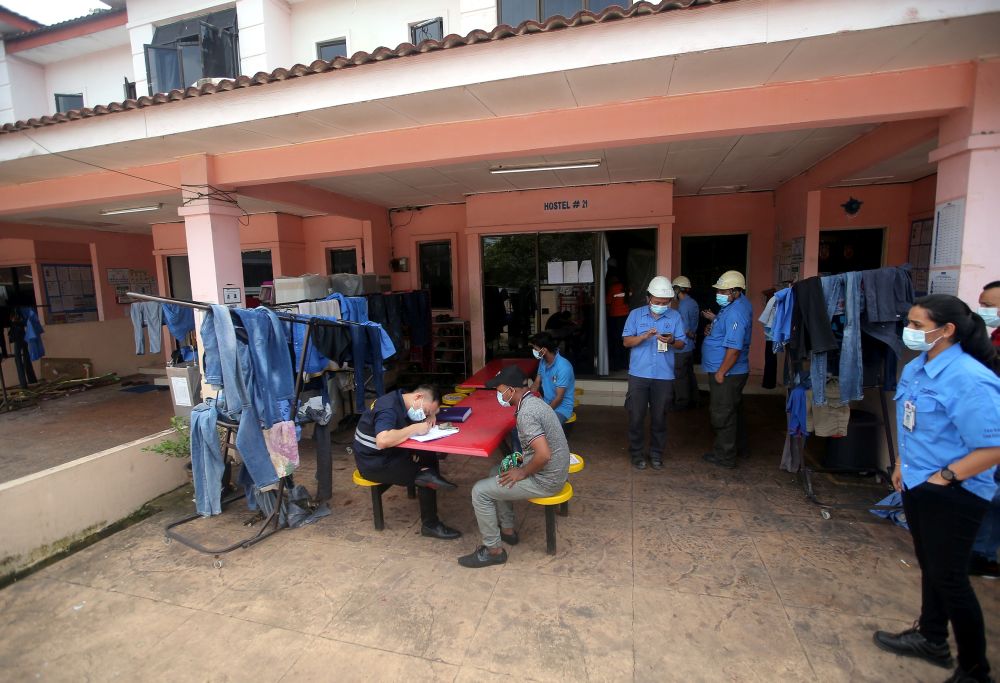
[317,38,347,61]
[144,9,239,95]
[500,0,629,26]
[410,17,443,44]
[54,93,83,113]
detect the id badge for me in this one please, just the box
[903,401,916,431]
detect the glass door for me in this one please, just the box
[481,234,538,360]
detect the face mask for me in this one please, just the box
[496,388,513,408]
[407,400,426,422]
[532,349,543,360]
[649,304,669,315]
[979,307,999,328]
[716,293,731,308]
[902,326,942,352]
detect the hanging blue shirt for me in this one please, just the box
[701,295,752,376]
[537,351,575,420]
[895,343,1000,501]
[622,306,686,380]
[677,295,699,353]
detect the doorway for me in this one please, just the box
[818,228,884,275]
[679,234,749,363]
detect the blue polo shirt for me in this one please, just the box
[895,343,1000,501]
[353,389,410,471]
[622,306,686,380]
[701,294,752,375]
[537,351,575,420]
[677,295,700,353]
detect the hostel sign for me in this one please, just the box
[543,199,589,211]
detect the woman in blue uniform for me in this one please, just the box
[873,295,1000,683]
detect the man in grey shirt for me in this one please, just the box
[458,364,570,568]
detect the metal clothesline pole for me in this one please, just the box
[124,291,366,328]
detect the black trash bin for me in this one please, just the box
[823,409,880,471]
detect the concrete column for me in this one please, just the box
[657,222,673,277]
[929,59,1000,304]
[802,190,822,278]
[178,199,246,306]
[468,231,485,371]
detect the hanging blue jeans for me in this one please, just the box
[190,399,225,516]
[129,301,161,355]
[200,305,278,490]
[234,307,295,428]
[810,275,843,405]
[838,271,864,402]
[350,324,385,412]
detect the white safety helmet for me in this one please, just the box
[672,275,692,290]
[647,276,675,299]
[712,270,746,290]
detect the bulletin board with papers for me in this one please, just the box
[42,264,98,324]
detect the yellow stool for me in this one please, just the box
[565,412,577,425]
[576,388,584,396]
[352,470,388,531]
[442,393,465,406]
[568,453,585,474]
[529,482,574,555]
[454,385,474,394]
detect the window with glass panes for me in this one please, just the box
[410,18,443,44]
[317,38,347,61]
[499,0,629,26]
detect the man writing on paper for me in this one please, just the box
[458,365,570,568]
[352,384,462,540]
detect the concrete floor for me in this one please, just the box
[1,400,997,682]
[0,383,173,482]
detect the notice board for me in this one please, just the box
[42,263,98,324]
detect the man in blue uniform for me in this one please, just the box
[700,270,752,469]
[671,275,700,410]
[528,331,575,424]
[352,385,461,540]
[622,276,687,470]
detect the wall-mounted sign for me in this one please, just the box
[223,287,242,304]
[543,199,590,211]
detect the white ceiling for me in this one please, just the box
[11,25,130,65]
[304,124,895,206]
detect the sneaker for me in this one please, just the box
[458,545,508,568]
[632,459,647,471]
[500,530,519,545]
[650,458,664,471]
[873,624,954,669]
[969,555,1000,579]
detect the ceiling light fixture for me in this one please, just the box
[839,175,894,184]
[489,159,602,175]
[99,204,163,216]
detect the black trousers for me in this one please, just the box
[607,316,627,371]
[12,339,36,388]
[673,351,698,409]
[708,373,748,465]
[313,423,333,503]
[904,482,991,676]
[359,451,439,524]
[625,375,673,463]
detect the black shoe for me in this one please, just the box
[500,530,519,545]
[873,625,954,669]
[414,469,458,491]
[969,554,1000,579]
[458,545,508,568]
[632,459,647,471]
[650,458,664,470]
[943,667,996,683]
[420,521,462,540]
[702,452,736,469]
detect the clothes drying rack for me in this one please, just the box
[794,378,901,520]
[127,291,365,565]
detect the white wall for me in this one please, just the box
[44,46,134,116]
[5,54,47,121]
[288,0,467,65]
[238,0,293,76]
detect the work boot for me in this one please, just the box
[873,625,954,669]
[414,469,457,491]
[942,666,995,683]
[702,452,736,469]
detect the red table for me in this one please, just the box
[458,358,539,390]
[402,390,515,458]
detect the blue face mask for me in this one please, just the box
[532,348,543,360]
[496,388,513,408]
[979,307,999,328]
[649,304,669,315]
[407,399,426,422]
[716,293,731,308]
[902,326,941,352]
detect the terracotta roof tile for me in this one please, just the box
[3,7,123,41]
[0,0,730,135]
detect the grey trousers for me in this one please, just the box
[471,467,556,548]
[673,351,698,408]
[625,374,673,463]
[708,373,749,465]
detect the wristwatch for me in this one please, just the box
[939,466,960,485]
